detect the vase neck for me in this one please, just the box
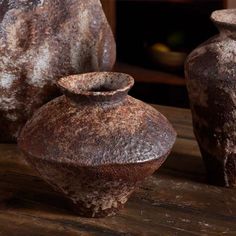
[211,9,236,39]
[57,72,134,106]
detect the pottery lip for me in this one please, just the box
[57,72,134,104]
[211,9,236,31]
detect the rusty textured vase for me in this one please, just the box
[18,72,176,217]
[185,9,236,187]
[0,0,115,142]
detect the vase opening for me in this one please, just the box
[211,9,236,34]
[58,72,134,104]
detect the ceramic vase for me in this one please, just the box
[18,72,176,217]
[185,9,236,187]
[0,0,115,142]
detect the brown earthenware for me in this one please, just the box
[185,9,236,187]
[18,72,176,217]
[0,0,115,142]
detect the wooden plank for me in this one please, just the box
[0,152,235,235]
[114,63,186,86]
[0,105,236,235]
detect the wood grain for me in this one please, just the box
[0,105,236,235]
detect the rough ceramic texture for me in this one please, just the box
[0,0,115,142]
[185,9,236,187]
[18,72,176,217]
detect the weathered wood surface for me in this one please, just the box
[0,105,235,236]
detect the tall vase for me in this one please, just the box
[185,9,236,187]
[0,0,115,142]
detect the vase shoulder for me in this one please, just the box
[186,35,236,82]
[186,9,236,82]
[18,94,176,166]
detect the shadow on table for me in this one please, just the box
[0,173,75,216]
[154,151,207,184]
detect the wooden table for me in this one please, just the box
[0,105,235,236]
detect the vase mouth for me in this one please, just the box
[211,9,236,31]
[58,72,134,104]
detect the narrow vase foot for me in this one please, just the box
[69,200,125,218]
[200,148,236,187]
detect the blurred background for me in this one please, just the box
[101,0,236,108]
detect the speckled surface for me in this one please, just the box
[0,0,115,142]
[185,9,236,187]
[19,72,176,165]
[18,72,176,217]
[24,155,164,218]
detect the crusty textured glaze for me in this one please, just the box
[185,9,236,187]
[0,0,115,142]
[20,95,174,165]
[18,72,176,217]
[19,73,176,165]
[24,156,164,217]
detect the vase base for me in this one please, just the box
[68,199,124,218]
[200,148,236,188]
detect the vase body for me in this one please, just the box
[185,9,236,187]
[18,72,176,217]
[0,0,115,142]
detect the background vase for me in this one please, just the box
[185,9,236,187]
[0,0,115,142]
[18,72,176,217]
